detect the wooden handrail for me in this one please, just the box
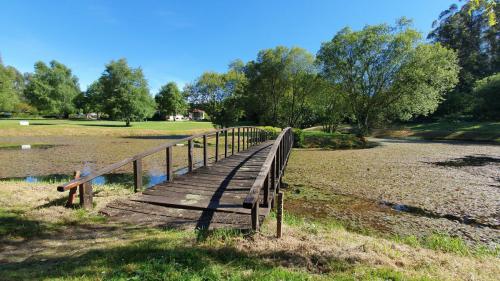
[242,127,293,230]
[57,126,268,192]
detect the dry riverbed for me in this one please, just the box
[284,138,500,247]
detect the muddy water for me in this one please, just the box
[284,138,500,245]
[0,135,220,181]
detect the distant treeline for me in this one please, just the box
[0,1,498,133]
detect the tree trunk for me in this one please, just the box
[126,117,131,127]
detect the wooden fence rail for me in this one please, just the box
[58,126,272,209]
[243,127,293,230]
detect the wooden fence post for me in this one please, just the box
[133,159,142,192]
[277,191,284,238]
[251,203,260,231]
[79,182,93,210]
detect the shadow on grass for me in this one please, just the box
[78,124,128,128]
[0,210,46,240]
[122,135,189,140]
[430,154,500,167]
[0,237,277,280]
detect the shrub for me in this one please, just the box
[473,73,500,120]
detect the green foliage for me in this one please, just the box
[429,1,500,117]
[317,19,459,135]
[185,69,246,127]
[294,130,370,149]
[24,60,80,117]
[91,58,156,126]
[155,82,188,120]
[472,72,500,119]
[244,46,322,128]
[0,62,24,112]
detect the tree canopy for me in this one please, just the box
[92,59,155,126]
[24,60,80,117]
[0,61,24,112]
[317,20,460,135]
[155,82,187,120]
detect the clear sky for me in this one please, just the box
[0,0,457,93]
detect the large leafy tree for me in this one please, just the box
[428,1,499,116]
[93,59,155,126]
[185,69,246,127]
[24,60,80,117]
[155,82,187,120]
[317,20,460,135]
[244,46,319,128]
[0,61,24,112]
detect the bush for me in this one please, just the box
[293,129,304,147]
[473,73,500,120]
[294,130,373,149]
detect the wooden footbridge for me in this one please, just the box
[58,127,293,230]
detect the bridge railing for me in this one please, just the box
[57,126,271,209]
[243,127,293,230]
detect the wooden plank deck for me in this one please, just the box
[100,141,274,230]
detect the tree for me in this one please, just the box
[155,82,187,120]
[310,80,349,133]
[244,46,319,128]
[428,1,499,116]
[24,60,80,117]
[317,20,460,135]
[0,62,24,112]
[185,69,246,127]
[93,59,155,126]
[472,72,500,119]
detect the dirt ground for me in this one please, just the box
[284,138,500,246]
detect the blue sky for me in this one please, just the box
[0,0,457,93]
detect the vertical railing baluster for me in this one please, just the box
[215,131,219,162]
[166,146,173,182]
[231,128,235,155]
[133,159,142,192]
[237,128,241,152]
[203,135,208,167]
[224,129,228,158]
[188,139,194,172]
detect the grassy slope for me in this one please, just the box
[373,121,500,142]
[0,119,215,137]
[0,180,498,281]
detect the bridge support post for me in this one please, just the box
[263,174,269,207]
[251,203,259,231]
[79,182,93,209]
[65,171,80,207]
[277,191,283,238]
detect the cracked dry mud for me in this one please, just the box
[284,138,500,246]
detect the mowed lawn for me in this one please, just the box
[0,119,215,137]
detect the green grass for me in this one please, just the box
[0,119,213,135]
[377,121,500,142]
